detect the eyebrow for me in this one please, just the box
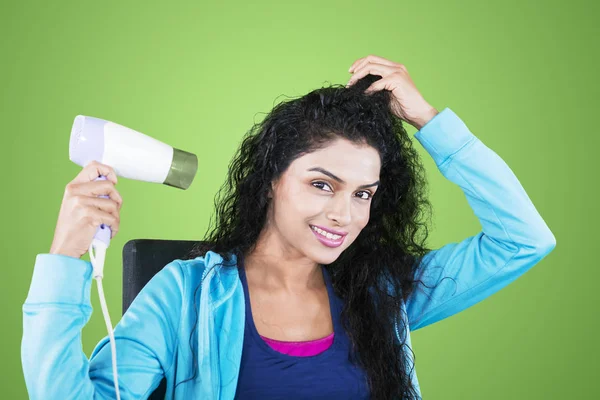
[308,167,380,189]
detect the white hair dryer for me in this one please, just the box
[69,115,198,248]
[68,115,198,400]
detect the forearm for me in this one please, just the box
[22,254,99,399]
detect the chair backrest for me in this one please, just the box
[122,239,202,313]
[121,238,204,399]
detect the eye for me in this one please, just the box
[312,181,333,192]
[356,191,373,200]
[312,181,373,201]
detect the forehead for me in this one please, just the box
[290,138,381,178]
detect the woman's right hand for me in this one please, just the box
[49,161,123,259]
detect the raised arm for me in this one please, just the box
[21,254,185,399]
[405,108,556,331]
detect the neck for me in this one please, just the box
[244,227,324,293]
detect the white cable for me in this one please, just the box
[89,239,121,400]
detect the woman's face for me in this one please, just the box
[264,137,381,266]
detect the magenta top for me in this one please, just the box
[259,332,335,356]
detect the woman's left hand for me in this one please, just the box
[346,55,439,130]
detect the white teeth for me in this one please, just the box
[311,226,342,240]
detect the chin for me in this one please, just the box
[308,245,346,266]
[313,254,339,266]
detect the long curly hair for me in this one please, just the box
[179,74,435,399]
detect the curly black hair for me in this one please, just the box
[178,73,435,399]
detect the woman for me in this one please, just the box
[22,55,556,399]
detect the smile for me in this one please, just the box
[310,225,346,248]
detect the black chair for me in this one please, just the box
[122,239,203,400]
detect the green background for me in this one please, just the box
[1,0,596,398]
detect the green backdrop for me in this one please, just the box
[1,0,596,398]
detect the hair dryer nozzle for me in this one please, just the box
[165,148,198,190]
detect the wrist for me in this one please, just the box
[411,106,439,130]
[49,247,81,260]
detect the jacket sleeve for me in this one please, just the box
[405,108,556,331]
[21,253,185,399]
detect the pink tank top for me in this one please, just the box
[260,332,335,356]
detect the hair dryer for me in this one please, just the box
[69,115,198,248]
[67,115,198,400]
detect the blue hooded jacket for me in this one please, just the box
[22,108,556,399]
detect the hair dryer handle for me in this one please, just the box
[94,175,112,247]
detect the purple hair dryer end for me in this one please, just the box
[93,175,112,247]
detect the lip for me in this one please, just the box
[310,225,347,248]
[310,225,348,236]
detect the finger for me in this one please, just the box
[347,63,397,87]
[72,160,118,185]
[79,195,121,219]
[88,206,120,235]
[67,180,123,208]
[349,55,398,73]
[348,57,366,72]
[364,78,387,93]
[365,74,401,93]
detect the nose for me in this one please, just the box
[326,194,352,226]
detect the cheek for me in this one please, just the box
[286,185,325,214]
[272,187,317,226]
[355,207,371,229]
